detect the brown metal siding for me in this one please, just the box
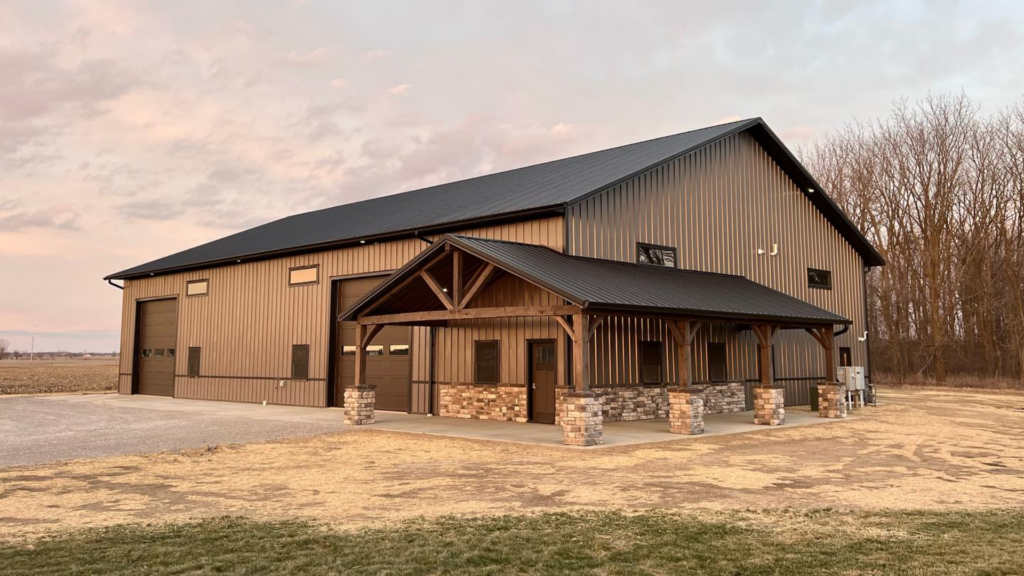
[568,132,868,396]
[115,217,563,406]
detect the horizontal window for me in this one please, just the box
[342,346,356,356]
[390,344,410,356]
[808,268,832,290]
[637,243,677,268]
[289,265,318,286]
[366,345,384,356]
[154,349,165,357]
[186,279,209,296]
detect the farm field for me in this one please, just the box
[0,359,118,395]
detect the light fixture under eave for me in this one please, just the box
[442,288,448,292]
[359,240,366,244]
[807,187,815,193]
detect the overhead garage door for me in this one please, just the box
[333,277,411,411]
[136,298,177,397]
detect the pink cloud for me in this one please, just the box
[388,84,411,94]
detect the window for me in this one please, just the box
[707,343,727,382]
[366,345,385,356]
[839,347,852,367]
[186,279,209,296]
[168,349,175,358]
[291,345,309,380]
[640,341,663,384]
[289,265,319,286]
[808,268,832,290]
[389,344,410,355]
[187,347,201,378]
[474,340,500,384]
[154,349,165,357]
[341,345,356,356]
[637,243,677,268]
[142,349,152,358]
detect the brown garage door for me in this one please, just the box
[332,277,411,411]
[135,298,177,397]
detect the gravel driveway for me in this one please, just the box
[0,393,349,467]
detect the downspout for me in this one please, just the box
[429,326,437,416]
[861,265,873,382]
[834,325,849,337]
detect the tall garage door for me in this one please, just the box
[135,298,177,397]
[332,277,411,411]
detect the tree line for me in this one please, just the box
[805,93,1024,382]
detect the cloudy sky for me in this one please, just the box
[1,0,1022,353]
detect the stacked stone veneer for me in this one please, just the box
[702,383,746,414]
[561,392,603,446]
[343,385,376,425]
[438,382,748,425]
[817,382,848,418]
[752,385,785,426]
[438,383,528,422]
[668,387,705,435]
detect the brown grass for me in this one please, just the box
[875,372,1024,391]
[2,387,1023,542]
[0,360,118,395]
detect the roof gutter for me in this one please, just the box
[107,279,124,290]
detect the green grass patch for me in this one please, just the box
[2,510,1023,575]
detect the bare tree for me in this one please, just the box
[0,338,9,360]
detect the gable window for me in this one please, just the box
[289,265,319,286]
[291,345,309,380]
[637,243,677,268]
[808,268,832,290]
[640,341,663,384]
[187,347,201,378]
[474,340,500,384]
[186,279,209,297]
[707,343,727,382]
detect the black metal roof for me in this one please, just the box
[343,235,850,327]
[107,117,883,280]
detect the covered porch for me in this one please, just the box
[340,234,852,447]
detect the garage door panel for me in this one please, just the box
[137,298,177,397]
[333,277,411,411]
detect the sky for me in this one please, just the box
[1,0,1022,353]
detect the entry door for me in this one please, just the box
[332,277,411,411]
[529,341,557,424]
[136,298,177,397]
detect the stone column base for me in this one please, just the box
[818,383,847,418]
[668,386,705,434]
[561,391,603,446]
[753,385,785,425]
[344,385,376,425]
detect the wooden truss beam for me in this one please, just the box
[359,304,581,326]
[419,269,454,311]
[458,263,496,310]
[805,326,836,382]
[451,250,462,309]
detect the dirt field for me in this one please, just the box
[1,387,1022,541]
[0,359,118,395]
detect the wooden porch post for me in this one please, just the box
[753,324,777,386]
[667,319,700,387]
[823,326,836,381]
[354,323,367,386]
[572,313,591,392]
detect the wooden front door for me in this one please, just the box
[528,341,557,424]
[135,298,177,397]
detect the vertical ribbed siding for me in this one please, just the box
[434,276,566,388]
[568,132,868,387]
[115,216,564,406]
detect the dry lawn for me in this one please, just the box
[1,388,1022,541]
[0,359,117,395]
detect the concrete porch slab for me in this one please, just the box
[371,406,852,448]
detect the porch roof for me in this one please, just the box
[341,235,850,327]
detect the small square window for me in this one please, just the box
[637,243,677,268]
[186,279,209,296]
[342,346,356,356]
[366,345,384,356]
[389,344,409,356]
[168,349,176,358]
[154,349,165,357]
[808,268,832,290]
[474,341,500,384]
[289,265,319,286]
[142,349,152,358]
